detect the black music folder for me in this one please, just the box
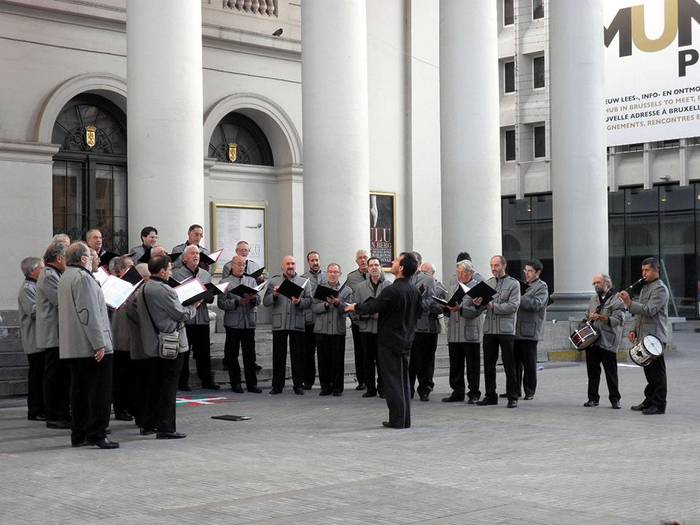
[277,278,308,299]
[99,251,119,268]
[229,281,266,297]
[121,266,143,286]
[517,278,529,295]
[181,282,229,306]
[433,282,467,307]
[199,249,223,266]
[245,266,266,279]
[466,281,497,305]
[314,284,343,302]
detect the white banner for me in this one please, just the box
[604,0,700,146]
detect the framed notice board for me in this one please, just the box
[210,202,266,274]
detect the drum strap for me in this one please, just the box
[595,290,613,313]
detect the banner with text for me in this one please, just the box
[604,0,700,145]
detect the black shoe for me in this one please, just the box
[114,411,133,422]
[269,389,283,395]
[362,391,377,398]
[611,400,621,409]
[630,402,649,411]
[499,393,508,399]
[584,400,599,407]
[642,405,665,415]
[507,400,518,408]
[382,421,401,429]
[442,395,465,403]
[319,390,332,396]
[355,383,366,391]
[419,393,429,402]
[46,419,71,429]
[140,427,156,436]
[88,437,120,449]
[231,384,244,394]
[71,436,87,447]
[28,414,47,421]
[302,383,313,390]
[332,392,342,397]
[293,387,304,395]
[466,396,480,405]
[156,431,187,439]
[178,385,192,392]
[202,383,220,391]
[248,386,262,394]
[255,363,262,372]
[524,395,534,401]
[476,398,497,406]
[378,390,385,399]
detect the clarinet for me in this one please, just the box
[624,278,645,292]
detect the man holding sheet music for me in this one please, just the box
[476,255,521,408]
[171,224,210,270]
[311,263,353,396]
[263,255,311,395]
[173,245,219,391]
[301,251,325,390]
[218,255,263,393]
[221,241,264,282]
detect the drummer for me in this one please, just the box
[618,257,669,415]
[583,274,626,409]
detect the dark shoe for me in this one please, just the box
[156,431,187,439]
[28,414,47,421]
[630,402,650,411]
[362,391,377,398]
[611,400,621,409]
[382,421,400,429]
[293,387,304,395]
[523,395,534,401]
[419,393,429,402]
[642,405,665,415]
[46,419,71,429]
[139,427,156,436]
[114,411,133,422]
[355,383,366,391]
[230,384,244,394]
[507,400,518,408]
[442,395,465,403]
[71,440,87,448]
[302,383,313,390]
[378,390,385,399]
[248,386,262,394]
[584,400,599,407]
[466,397,479,405]
[476,398,497,406]
[269,389,283,395]
[178,385,192,392]
[499,393,508,398]
[202,383,220,391]
[319,390,332,396]
[332,392,342,397]
[88,437,120,449]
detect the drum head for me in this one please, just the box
[643,335,663,356]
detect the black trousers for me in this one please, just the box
[360,332,383,394]
[378,347,410,428]
[303,323,317,386]
[447,342,481,400]
[26,351,45,418]
[112,350,135,416]
[224,328,257,389]
[145,353,184,433]
[67,354,113,443]
[180,324,213,387]
[584,345,620,403]
[43,346,71,421]
[316,334,346,393]
[643,353,667,409]
[131,357,155,428]
[483,334,517,401]
[409,332,438,396]
[514,339,538,398]
[351,322,366,385]
[272,330,305,391]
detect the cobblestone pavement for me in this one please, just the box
[1,331,698,524]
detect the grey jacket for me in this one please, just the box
[311,280,353,335]
[262,273,312,332]
[482,275,521,336]
[217,274,260,329]
[515,279,549,341]
[629,278,669,344]
[58,266,113,359]
[128,244,151,265]
[18,279,41,355]
[302,269,326,325]
[133,278,196,358]
[221,258,261,280]
[586,291,626,352]
[446,279,485,343]
[36,265,61,349]
[172,265,212,325]
[352,278,390,333]
[171,242,209,269]
[111,287,141,354]
[412,272,445,334]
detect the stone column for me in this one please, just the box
[549,0,608,315]
[301,0,370,274]
[127,1,204,249]
[439,1,501,276]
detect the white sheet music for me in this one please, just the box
[175,278,207,304]
[94,267,109,286]
[101,275,137,309]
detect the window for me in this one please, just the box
[533,0,544,19]
[208,112,273,166]
[533,55,545,89]
[534,125,546,158]
[504,0,514,26]
[504,61,515,93]
[651,139,680,149]
[504,129,516,161]
[617,143,644,153]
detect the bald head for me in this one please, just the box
[281,255,296,278]
[231,255,247,277]
[420,262,435,276]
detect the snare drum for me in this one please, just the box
[628,334,663,367]
[569,321,599,350]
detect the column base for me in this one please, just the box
[547,292,593,321]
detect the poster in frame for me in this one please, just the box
[210,202,266,274]
[369,192,396,270]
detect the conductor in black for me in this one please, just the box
[346,252,422,429]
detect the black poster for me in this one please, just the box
[370,192,395,269]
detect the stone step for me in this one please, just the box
[0,366,28,381]
[0,328,22,353]
[0,352,28,367]
[0,380,28,397]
